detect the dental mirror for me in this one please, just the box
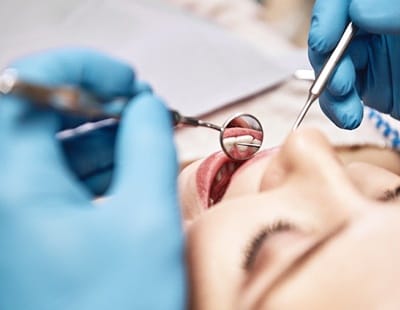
[172,110,263,161]
[220,113,263,161]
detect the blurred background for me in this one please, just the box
[8,0,377,165]
[168,0,315,47]
[259,0,314,47]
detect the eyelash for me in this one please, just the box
[243,220,295,270]
[379,185,400,202]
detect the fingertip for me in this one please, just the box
[319,90,363,129]
[120,93,174,143]
[327,56,355,97]
[308,0,349,54]
[308,16,331,54]
[111,93,178,200]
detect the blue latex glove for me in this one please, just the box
[0,49,186,309]
[308,0,400,129]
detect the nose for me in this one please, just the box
[259,128,361,229]
[259,128,344,191]
[260,128,364,208]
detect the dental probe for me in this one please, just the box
[292,22,358,130]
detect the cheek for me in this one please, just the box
[263,212,400,308]
[259,160,289,192]
[186,210,254,310]
[178,160,204,221]
[345,162,400,200]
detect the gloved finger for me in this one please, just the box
[103,94,185,309]
[350,0,400,34]
[134,80,153,94]
[0,49,138,205]
[347,35,369,70]
[350,34,396,117]
[11,48,138,100]
[319,88,364,129]
[327,55,356,97]
[61,124,117,196]
[0,96,89,206]
[307,46,325,73]
[308,48,355,98]
[58,81,152,196]
[109,93,179,211]
[308,0,349,54]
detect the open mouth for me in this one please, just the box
[208,160,242,207]
[196,152,244,208]
[195,148,278,209]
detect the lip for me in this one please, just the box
[195,147,279,209]
[223,127,263,140]
[195,151,234,209]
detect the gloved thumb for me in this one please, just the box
[109,93,178,209]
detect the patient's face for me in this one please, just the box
[178,128,400,309]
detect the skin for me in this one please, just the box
[178,128,400,309]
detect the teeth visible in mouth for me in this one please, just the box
[208,161,242,208]
[223,135,261,153]
[215,170,223,182]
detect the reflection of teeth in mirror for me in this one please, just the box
[222,137,236,153]
[237,139,261,149]
[223,127,263,141]
[223,135,261,153]
[237,139,261,152]
[235,135,253,153]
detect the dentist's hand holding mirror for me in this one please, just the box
[0,49,186,309]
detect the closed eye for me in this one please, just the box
[242,220,295,270]
[378,185,400,202]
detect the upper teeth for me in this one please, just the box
[223,135,261,153]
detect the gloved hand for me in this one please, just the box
[308,0,400,129]
[0,49,186,309]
